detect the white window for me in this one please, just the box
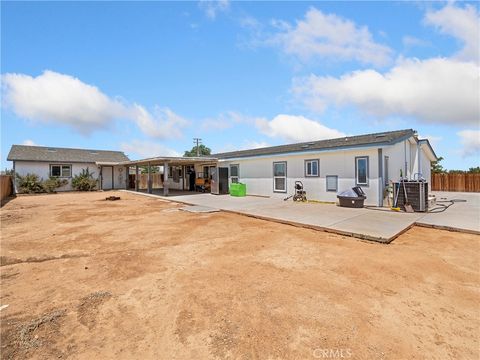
[355,156,369,186]
[273,161,287,192]
[230,164,239,183]
[305,159,319,177]
[50,164,71,178]
[326,175,338,192]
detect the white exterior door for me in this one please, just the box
[102,166,113,190]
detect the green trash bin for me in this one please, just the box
[230,183,246,197]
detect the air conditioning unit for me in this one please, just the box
[393,181,429,212]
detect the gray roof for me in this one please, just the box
[214,129,416,159]
[7,145,130,163]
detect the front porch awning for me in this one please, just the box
[117,156,219,196]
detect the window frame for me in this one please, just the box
[326,175,338,192]
[230,164,239,184]
[50,164,72,178]
[355,156,369,186]
[273,161,287,193]
[304,159,319,177]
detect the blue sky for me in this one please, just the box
[1,1,479,170]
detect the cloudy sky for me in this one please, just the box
[1,1,479,170]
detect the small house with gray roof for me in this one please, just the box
[7,145,130,192]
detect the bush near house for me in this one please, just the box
[43,177,69,193]
[16,173,45,193]
[72,168,97,191]
[16,173,69,193]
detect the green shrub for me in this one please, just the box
[43,176,68,193]
[16,173,45,194]
[72,168,97,191]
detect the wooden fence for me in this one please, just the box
[1,175,13,203]
[431,173,480,192]
[128,174,164,189]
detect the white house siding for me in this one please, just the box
[219,147,381,206]
[14,161,127,191]
[420,149,432,190]
[14,161,100,191]
[383,140,409,182]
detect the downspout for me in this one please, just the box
[404,140,408,179]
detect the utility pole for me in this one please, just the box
[193,138,202,157]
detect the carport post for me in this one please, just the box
[163,161,169,196]
[135,165,139,192]
[147,162,152,194]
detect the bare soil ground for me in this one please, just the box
[1,191,479,360]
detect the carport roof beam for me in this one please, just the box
[118,156,218,167]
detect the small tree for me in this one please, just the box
[431,156,446,173]
[468,166,480,173]
[140,165,159,174]
[448,169,465,174]
[16,173,45,193]
[184,144,211,157]
[72,168,97,191]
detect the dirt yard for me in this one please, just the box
[1,192,479,359]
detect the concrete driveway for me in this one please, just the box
[125,190,479,243]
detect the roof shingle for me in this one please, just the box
[7,145,130,163]
[213,129,415,159]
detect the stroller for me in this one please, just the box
[292,181,307,202]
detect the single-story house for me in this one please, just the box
[7,145,130,192]
[7,129,437,207]
[212,129,437,206]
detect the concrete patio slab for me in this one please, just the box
[417,191,480,234]
[122,189,479,243]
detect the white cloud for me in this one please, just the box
[419,134,442,147]
[266,7,392,66]
[200,111,254,131]
[293,57,480,125]
[457,130,480,157]
[22,139,40,146]
[214,139,270,154]
[130,105,189,139]
[1,70,188,139]
[120,140,180,159]
[242,140,270,149]
[425,3,480,63]
[198,0,229,20]
[256,114,345,143]
[402,35,430,48]
[1,71,124,134]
